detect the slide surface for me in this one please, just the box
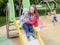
[20,30,40,45]
[7,0,45,45]
[14,19,45,45]
[14,0,44,45]
[14,20,41,45]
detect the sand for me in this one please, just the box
[0,14,60,45]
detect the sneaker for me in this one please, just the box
[32,35,36,39]
[52,20,54,22]
[27,35,30,41]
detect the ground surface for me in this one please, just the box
[0,15,60,45]
[40,14,60,45]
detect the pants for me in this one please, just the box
[53,17,57,22]
[23,23,35,36]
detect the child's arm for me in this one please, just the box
[27,16,36,24]
[19,15,24,25]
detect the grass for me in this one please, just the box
[0,16,6,27]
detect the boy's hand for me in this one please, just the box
[22,18,30,23]
[22,19,26,22]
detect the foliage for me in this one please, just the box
[0,0,60,16]
[0,16,6,27]
[0,0,8,16]
[30,0,41,4]
[56,0,60,2]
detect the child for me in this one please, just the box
[27,5,40,33]
[52,10,57,23]
[48,11,52,16]
[19,8,30,28]
[19,8,35,40]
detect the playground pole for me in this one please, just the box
[54,1,60,9]
[46,2,52,11]
[6,0,16,38]
[6,3,9,38]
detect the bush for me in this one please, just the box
[0,16,6,27]
[30,0,41,4]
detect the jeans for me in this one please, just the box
[23,23,35,36]
[53,17,57,22]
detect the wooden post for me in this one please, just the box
[17,0,22,16]
[6,3,9,38]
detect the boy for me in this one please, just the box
[52,10,57,22]
[19,8,30,28]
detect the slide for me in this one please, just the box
[15,20,40,45]
[22,0,30,9]
[14,20,44,45]
[8,0,15,22]
[8,0,45,45]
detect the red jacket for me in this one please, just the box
[27,13,38,27]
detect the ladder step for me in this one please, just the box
[9,23,14,26]
[9,29,16,31]
[9,26,16,29]
[9,30,18,37]
[16,17,20,20]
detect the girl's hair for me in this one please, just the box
[30,4,39,20]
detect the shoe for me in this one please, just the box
[27,35,30,41]
[33,35,36,39]
[52,20,54,22]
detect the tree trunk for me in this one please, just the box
[19,0,22,16]
[16,0,22,16]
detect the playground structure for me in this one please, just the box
[36,0,55,10]
[36,0,60,15]
[6,0,60,45]
[6,0,44,45]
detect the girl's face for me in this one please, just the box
[30,6,35,13]
[24,11,29,16]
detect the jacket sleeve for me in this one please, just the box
[18,15,24,24]
[27,16,36,24]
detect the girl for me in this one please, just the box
[19,8,35,40]
[27,4,40,33]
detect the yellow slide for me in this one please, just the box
[8,0,45,45]
[14,19,45,45]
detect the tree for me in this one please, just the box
[56,0,60,3]
[30,0,41,4]
[0,0,8,16]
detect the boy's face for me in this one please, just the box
[24,11,29,16]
